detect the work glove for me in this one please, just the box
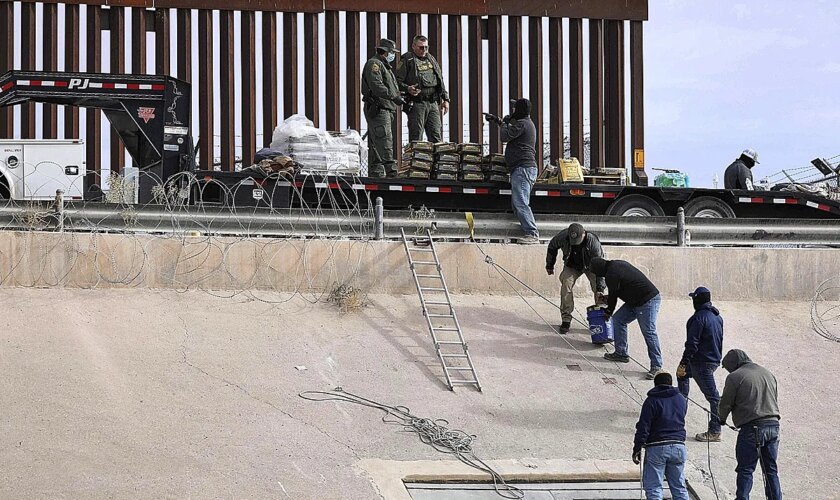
[393,95,408,106]
[676,364,687,379]
[546,267,554,276]
[632,450,641,465]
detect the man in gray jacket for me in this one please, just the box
[545,223,606,333]
[719,349,782,500]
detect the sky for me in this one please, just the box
[7,1,840,188]
[643,0,840,186]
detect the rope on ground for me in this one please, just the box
[299,388,524,499]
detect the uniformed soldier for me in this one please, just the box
[395,35,449,143]
[361,38,405,178]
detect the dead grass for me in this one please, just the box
[327,283,366,313]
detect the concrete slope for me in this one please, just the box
[0,289,836,499]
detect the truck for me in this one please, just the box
[2,69,839,219]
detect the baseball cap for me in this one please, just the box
[568,223,585,245]
[689,286,711,298]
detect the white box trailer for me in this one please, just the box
[0,139,85,200]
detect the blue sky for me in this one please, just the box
[644,0,840,186]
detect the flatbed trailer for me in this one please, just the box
[192,172,840,219]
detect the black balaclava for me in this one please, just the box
[511,98,531,119]
[692,291,711,310]
[739,154,756,169]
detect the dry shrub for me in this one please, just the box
[328,283,365,313]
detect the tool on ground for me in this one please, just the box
[401,228,481,391]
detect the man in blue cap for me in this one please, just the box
[677,286,724,442]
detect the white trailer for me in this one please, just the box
[0,139,85,200]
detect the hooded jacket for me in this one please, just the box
[718,349,780,427]
[633,385,687,455]
[500,99,537,169]
[590,259,659,314]
[681,302,724,365]
[724,158,754,190]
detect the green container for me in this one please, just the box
[654,172,690,188]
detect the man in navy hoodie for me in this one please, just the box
[633,372,690,500]
[677,286,724,442]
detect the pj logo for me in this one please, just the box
[138,107,156,124]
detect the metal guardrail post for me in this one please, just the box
[677,207,686,247]
[374,197,384,240]
[55,189,65,233]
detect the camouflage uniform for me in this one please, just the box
[395,52,448,143]
[362,54,400,178]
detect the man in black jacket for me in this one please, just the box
[719,349,782,500]
[677,286,724,442]
[633,372,690,500]
[590,257,663,379]
[545,223,606,333]
[724,148,760,190]
[487,98,539,244]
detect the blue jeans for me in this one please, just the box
[612,294,663,369]
[510,166,538,238]
[643,443,690,500]
[678,362,721,434]
[735,421,782,500]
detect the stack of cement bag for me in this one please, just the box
[482,153,509,183]
[400,141,435,179]
[269,114,365,176]
[458,143,484,182]
[433,142,459,181]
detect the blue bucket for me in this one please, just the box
[586,306,614,345]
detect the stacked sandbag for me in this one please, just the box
[269,114,364,176]
[482,153,510,183]
[433,142,459,181]
[458,143,484,182]
[400,141,435,179]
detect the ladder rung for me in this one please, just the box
[446,367,476,372]
[412,261,438,265]
[421,287,446,292]
[410,248,434,252]
[450,380,479,385]
[433,327,460,332]
[441,354,469,358]
[427,314,454,318]
[424,301,450,305]
[416,274,442,278]
[437,340,466,345]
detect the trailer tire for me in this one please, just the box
[605,194,665,217]
[683,196,736,218]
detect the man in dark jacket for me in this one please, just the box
[724,148,760,190]
[590,258,663,379]
[633,372,690,500]
[545,223,606,333]
[719,349,782,500]
[677,286,724,442]
[488,98,538,244]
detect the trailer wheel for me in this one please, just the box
[683,197,736,218]
[605,194,665,217]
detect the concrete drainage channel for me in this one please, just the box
[404,481,685,499]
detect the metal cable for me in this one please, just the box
[299,388,524,499]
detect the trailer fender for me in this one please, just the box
[605,194,665,217]
[683,196,736,218]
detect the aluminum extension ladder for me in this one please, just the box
[400,228,481,391]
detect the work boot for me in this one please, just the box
[558,322,571,334]
[695,432,722,442]
[604,352,630,363]
[517,235,539,245]
[646,367,663,380]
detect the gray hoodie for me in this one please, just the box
[718,349,780,428]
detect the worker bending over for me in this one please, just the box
[590,258,663,379]
[724,148,760,190]
[545,223,605,334]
